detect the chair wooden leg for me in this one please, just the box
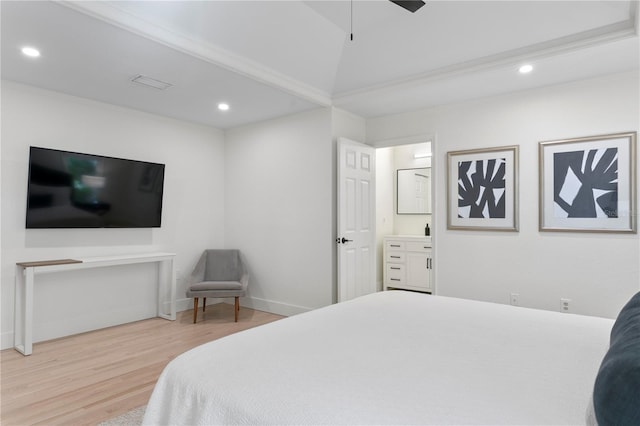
[235,297,239,322]
[203,297,206,312]
[193,298,198,324]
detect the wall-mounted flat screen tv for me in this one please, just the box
[26,147,165,228]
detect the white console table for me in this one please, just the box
[14,252,176,356]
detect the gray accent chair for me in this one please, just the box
[186,249,248,323]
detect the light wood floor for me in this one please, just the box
[1,304,284,425]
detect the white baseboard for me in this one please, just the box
[238,296,312,317]
[1,297,314,351]
[173,296,312,317]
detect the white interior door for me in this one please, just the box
[337,137,376,302]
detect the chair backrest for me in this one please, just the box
[204,249,242,281]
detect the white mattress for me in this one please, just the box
[143,291,613,425]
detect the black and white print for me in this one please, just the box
[457,158,506,219]
[539,132,636,233]
[447,145,518,231]
[553,148,618,218]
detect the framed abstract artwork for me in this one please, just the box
[539,132,637,233]
[447,145,519,231]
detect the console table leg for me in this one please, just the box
[24,268,34,355]
[169,259,176,320]
[14,266,24,354]
[14,267,34,355]
[157,262,163,318]
[157,258,176,321]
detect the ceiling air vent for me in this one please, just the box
[130,74,173,90]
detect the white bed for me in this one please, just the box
[143,291,614,425]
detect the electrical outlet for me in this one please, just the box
[560,298,571,313]
[510,293,519,306]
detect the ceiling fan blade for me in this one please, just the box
[389,0,426,13]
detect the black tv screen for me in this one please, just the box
[26,147,165,228]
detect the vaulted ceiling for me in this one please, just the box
[2,1,638,129]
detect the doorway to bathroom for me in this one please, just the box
[375,139,434,292]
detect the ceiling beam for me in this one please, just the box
[59,0,332,108]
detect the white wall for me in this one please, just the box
[331,108,367,144]
[1,81,226,348]
[224,108,334,315]
[375,147,394,288]
[367,71,640,318]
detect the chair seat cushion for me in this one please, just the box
[189,281,243,292]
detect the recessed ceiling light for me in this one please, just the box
[519,64,533,74]
[21,46,40,58]
[218,103,230,111]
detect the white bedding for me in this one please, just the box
[143,291,613,425]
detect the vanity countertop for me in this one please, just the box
[385,235,432,244]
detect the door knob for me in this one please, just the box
[336,237,353,244]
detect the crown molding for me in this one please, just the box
[58,0,332,107]
[333,18,637,105]
[368,133,435,149]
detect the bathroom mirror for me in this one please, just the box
[397,168,431,214]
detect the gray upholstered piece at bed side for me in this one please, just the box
[593,291,640,425]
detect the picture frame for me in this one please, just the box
[447,145,519,231]
[539,132,637,233]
